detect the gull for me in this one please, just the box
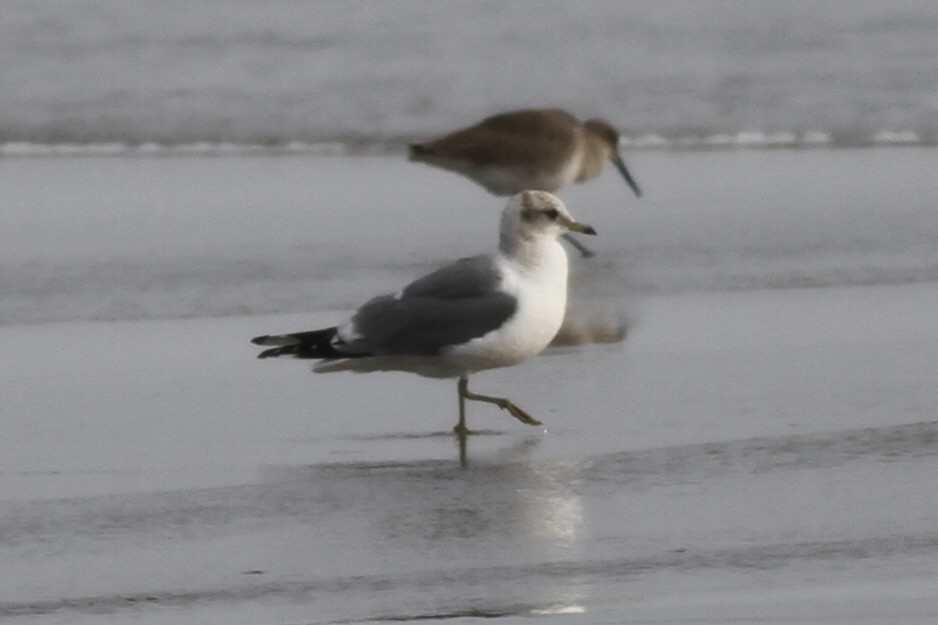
[251,190,595,435]
[409,108,641,257]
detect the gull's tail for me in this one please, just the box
[251,327,340,359]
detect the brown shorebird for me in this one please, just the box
[409,108,641,257]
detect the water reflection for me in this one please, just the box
[271,439,589,618]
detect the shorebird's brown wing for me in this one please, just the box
[471,109,578,137]
[416,109,578,169]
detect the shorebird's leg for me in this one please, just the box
[562,233,595,258]
[459,379,542,427]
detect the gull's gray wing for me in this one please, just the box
[337,255,517,356]
[401,254,505,299]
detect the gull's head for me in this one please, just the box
[583,118,642,198]
[500,190,596,248]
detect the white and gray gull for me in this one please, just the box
[251,190,596,433]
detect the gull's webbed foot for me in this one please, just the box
[496,398,542,426]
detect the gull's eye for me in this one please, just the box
[544,208,559,220]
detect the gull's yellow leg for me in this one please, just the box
[458,378,542,427]
[454,377,470,435]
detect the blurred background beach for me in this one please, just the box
[2,2,938,624]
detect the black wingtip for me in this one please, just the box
[409,143,434,157]
[257,345,297,359]
[251,327,342,360]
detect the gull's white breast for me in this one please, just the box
[444,242,569,374]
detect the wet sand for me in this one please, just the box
[2,281,938,624]
[3,148,938,623]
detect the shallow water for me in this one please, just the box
[3,1,938,149]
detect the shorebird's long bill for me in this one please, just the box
[566,220,597,235]
[612,153,642,198]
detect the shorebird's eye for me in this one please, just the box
[544,208,559,220]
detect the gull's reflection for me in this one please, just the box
[261,432,590,617]
[356,435,588,613]
[454,433,583,549]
